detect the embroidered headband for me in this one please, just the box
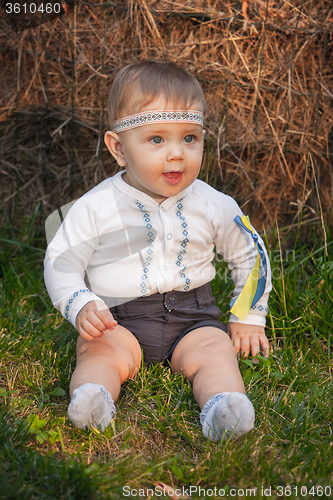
[113,110,204,133]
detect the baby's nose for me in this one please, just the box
[166,143,184,161]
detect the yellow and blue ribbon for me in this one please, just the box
[230,215,267,321]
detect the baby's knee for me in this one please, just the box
[172,336,234,380]
[201,337,236,359]
[77,336,141,380]
[76,338,107,359]
[191,338,238,380]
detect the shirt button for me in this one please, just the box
[162,265,167,271]
[161,206,166,212]
[167,233,172,240]
[169,294,178,305]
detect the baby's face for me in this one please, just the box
[106,97,205,203]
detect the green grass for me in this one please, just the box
[0,212,332,499]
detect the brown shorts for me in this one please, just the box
[109,283,227,365]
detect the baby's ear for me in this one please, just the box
[104,131,127,167]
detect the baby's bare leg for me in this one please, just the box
[70,324,142,400]
[171,327,254,440]
[171,327,244,408]
[68,325,141,430]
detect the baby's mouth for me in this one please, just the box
[162,172,183,185]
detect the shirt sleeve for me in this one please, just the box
[212,194,272,327]
[44,194,108,327]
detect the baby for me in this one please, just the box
[44,59,271,441]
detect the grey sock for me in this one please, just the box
[200,392,255,441]
[68,383,116,431]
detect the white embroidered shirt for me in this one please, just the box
[44,171,272,327]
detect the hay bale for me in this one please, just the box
[0,0,332,236]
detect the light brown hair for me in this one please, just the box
[108,59,207,128]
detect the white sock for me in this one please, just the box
[200,392,255,441]
[68,383,116,431]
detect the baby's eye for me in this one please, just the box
[150,136,163,144]
[184,135,195,143]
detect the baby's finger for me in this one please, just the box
[232,336,241,354]
[88,314,109,333]
[260,335,270,358]
[250,336,260,358]
[95,308,118,331]
[78,328,95,341]
[78,319,105,339]
[240,338,251,358]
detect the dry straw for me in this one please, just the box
[0,0,332,236]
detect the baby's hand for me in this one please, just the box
[75,300,117,341]
[228,322,269,359]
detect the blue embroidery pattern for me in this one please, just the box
[65,288,94,320]
[175,198,190,291]
[136,201,155,296]
[250,304,269,315]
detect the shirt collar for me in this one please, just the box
[112,170,192,208]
